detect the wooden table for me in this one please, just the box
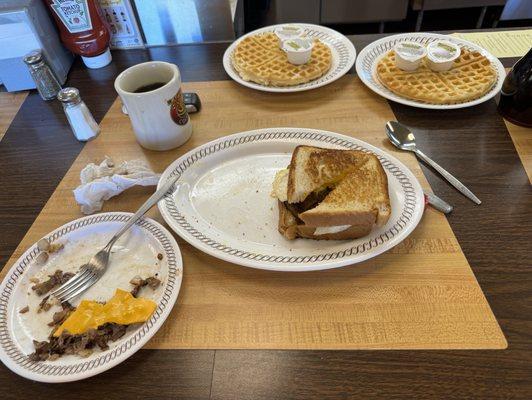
[0,33,530,399]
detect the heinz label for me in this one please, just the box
[50,0,93,33]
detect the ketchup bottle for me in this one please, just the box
[43,0,112,69]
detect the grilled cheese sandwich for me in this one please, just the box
[271,145,391,240]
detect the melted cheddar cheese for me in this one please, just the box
[54,289,157,336]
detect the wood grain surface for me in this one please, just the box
[0,36,530,399]
[0,91,27,141]
[1,78,505,350]
[504,120,532,182]
[0,46,230,271]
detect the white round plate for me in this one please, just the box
[0,212,183,383]
[355,32,506,109]
[223,23,356,93]
[158,128,424,272]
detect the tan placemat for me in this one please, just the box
[505,120,532,183]
[0,91,28,141]
[2,77,506,349]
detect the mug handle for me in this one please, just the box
[121,103,128,115]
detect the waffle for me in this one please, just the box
[375,48,497,104]
[231,33,332,87]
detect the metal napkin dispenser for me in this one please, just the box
[0,0,73,92]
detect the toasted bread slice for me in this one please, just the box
[272,145,391,241]
[287,146,370,204]
[299,154,390,227]
[277,201,373,240]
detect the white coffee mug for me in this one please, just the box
[114,61,192,151]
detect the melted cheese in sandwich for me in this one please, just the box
[54,289,157,336]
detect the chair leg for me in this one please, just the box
[234,0,245,37]
[476,6,487,29]
[415,10,424,32]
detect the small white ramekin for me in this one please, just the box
[282,38,314,65]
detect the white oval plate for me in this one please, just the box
[158,128,424,272]
[223,23,356,93]
[0,212,182,383]
[355,32,506,109]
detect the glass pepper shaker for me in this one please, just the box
[23,50,62,101]
[57,87,100,141]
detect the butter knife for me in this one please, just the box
[425,192,453,214]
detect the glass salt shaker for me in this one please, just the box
[23,50,62,101]
[57,87,101,141]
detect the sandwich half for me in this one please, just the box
[271,145,391,240]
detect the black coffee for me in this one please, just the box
[133,82,167,93]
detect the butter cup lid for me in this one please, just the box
[394,41,427,61]
[282,38,313,52]
[274,25,303,38]
[426,40,460,62]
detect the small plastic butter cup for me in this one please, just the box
[426,40,461,72]
[393,41,427,71]
[282,38,314,65]
[274,25,304,42]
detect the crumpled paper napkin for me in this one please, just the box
[73,157,160,214]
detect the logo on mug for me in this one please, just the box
[167,89,189,125]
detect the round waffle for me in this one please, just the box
[231,33,332,87]
[376,49,497,105]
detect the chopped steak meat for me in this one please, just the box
[47,302,74,327]
[19,306,29,314]
[30,274,160,362]
[30,323,128,361]
[38,295,52,313]
[31,270,74,296]
[283,188,332,223]
[48,243,64,253]
[129,275,161,297]
[129,275,143,287]
[146,277,161,289]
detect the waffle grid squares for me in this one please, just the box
[376,49,497,104]
[232,33,332,87]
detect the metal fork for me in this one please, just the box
[51,174,179,304]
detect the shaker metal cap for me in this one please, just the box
[57,87,81,104]
[23,50,43,65]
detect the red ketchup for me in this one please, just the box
[43,0,112,69]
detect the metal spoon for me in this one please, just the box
[385,121,481,205]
